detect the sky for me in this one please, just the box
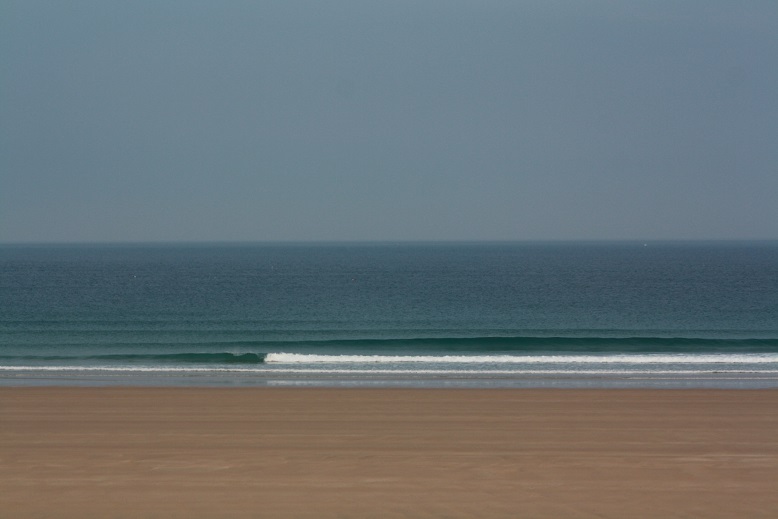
[1,0,777,243]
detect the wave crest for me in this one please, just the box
[264,352,778,365]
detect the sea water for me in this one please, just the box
[1,242,777,387]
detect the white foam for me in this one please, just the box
[1,365,778,376]
[261,368,778,375]
[264,352,778,364]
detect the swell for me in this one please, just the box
[4,336,778,353]
[274,336,778,353]
[0,352,265,364]
[140,336,778,354]
[3,337,778,367]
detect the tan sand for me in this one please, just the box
[1,388,777,518]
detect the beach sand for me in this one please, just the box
[1,388,777,518]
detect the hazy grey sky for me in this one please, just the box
[2,0,776,242]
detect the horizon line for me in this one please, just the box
[2,238,777,247]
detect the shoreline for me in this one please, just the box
[2,387,777,518]
[3,368,778,389]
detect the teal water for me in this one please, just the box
[1,242,777,387]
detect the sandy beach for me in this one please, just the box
[1,388,777,518]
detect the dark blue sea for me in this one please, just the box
[1,242,777,388]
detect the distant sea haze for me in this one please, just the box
[1,242,777,388]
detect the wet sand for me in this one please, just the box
[1,388,777,518]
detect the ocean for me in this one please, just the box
[1,242,777,388]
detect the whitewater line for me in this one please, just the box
[263,353,778,364]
